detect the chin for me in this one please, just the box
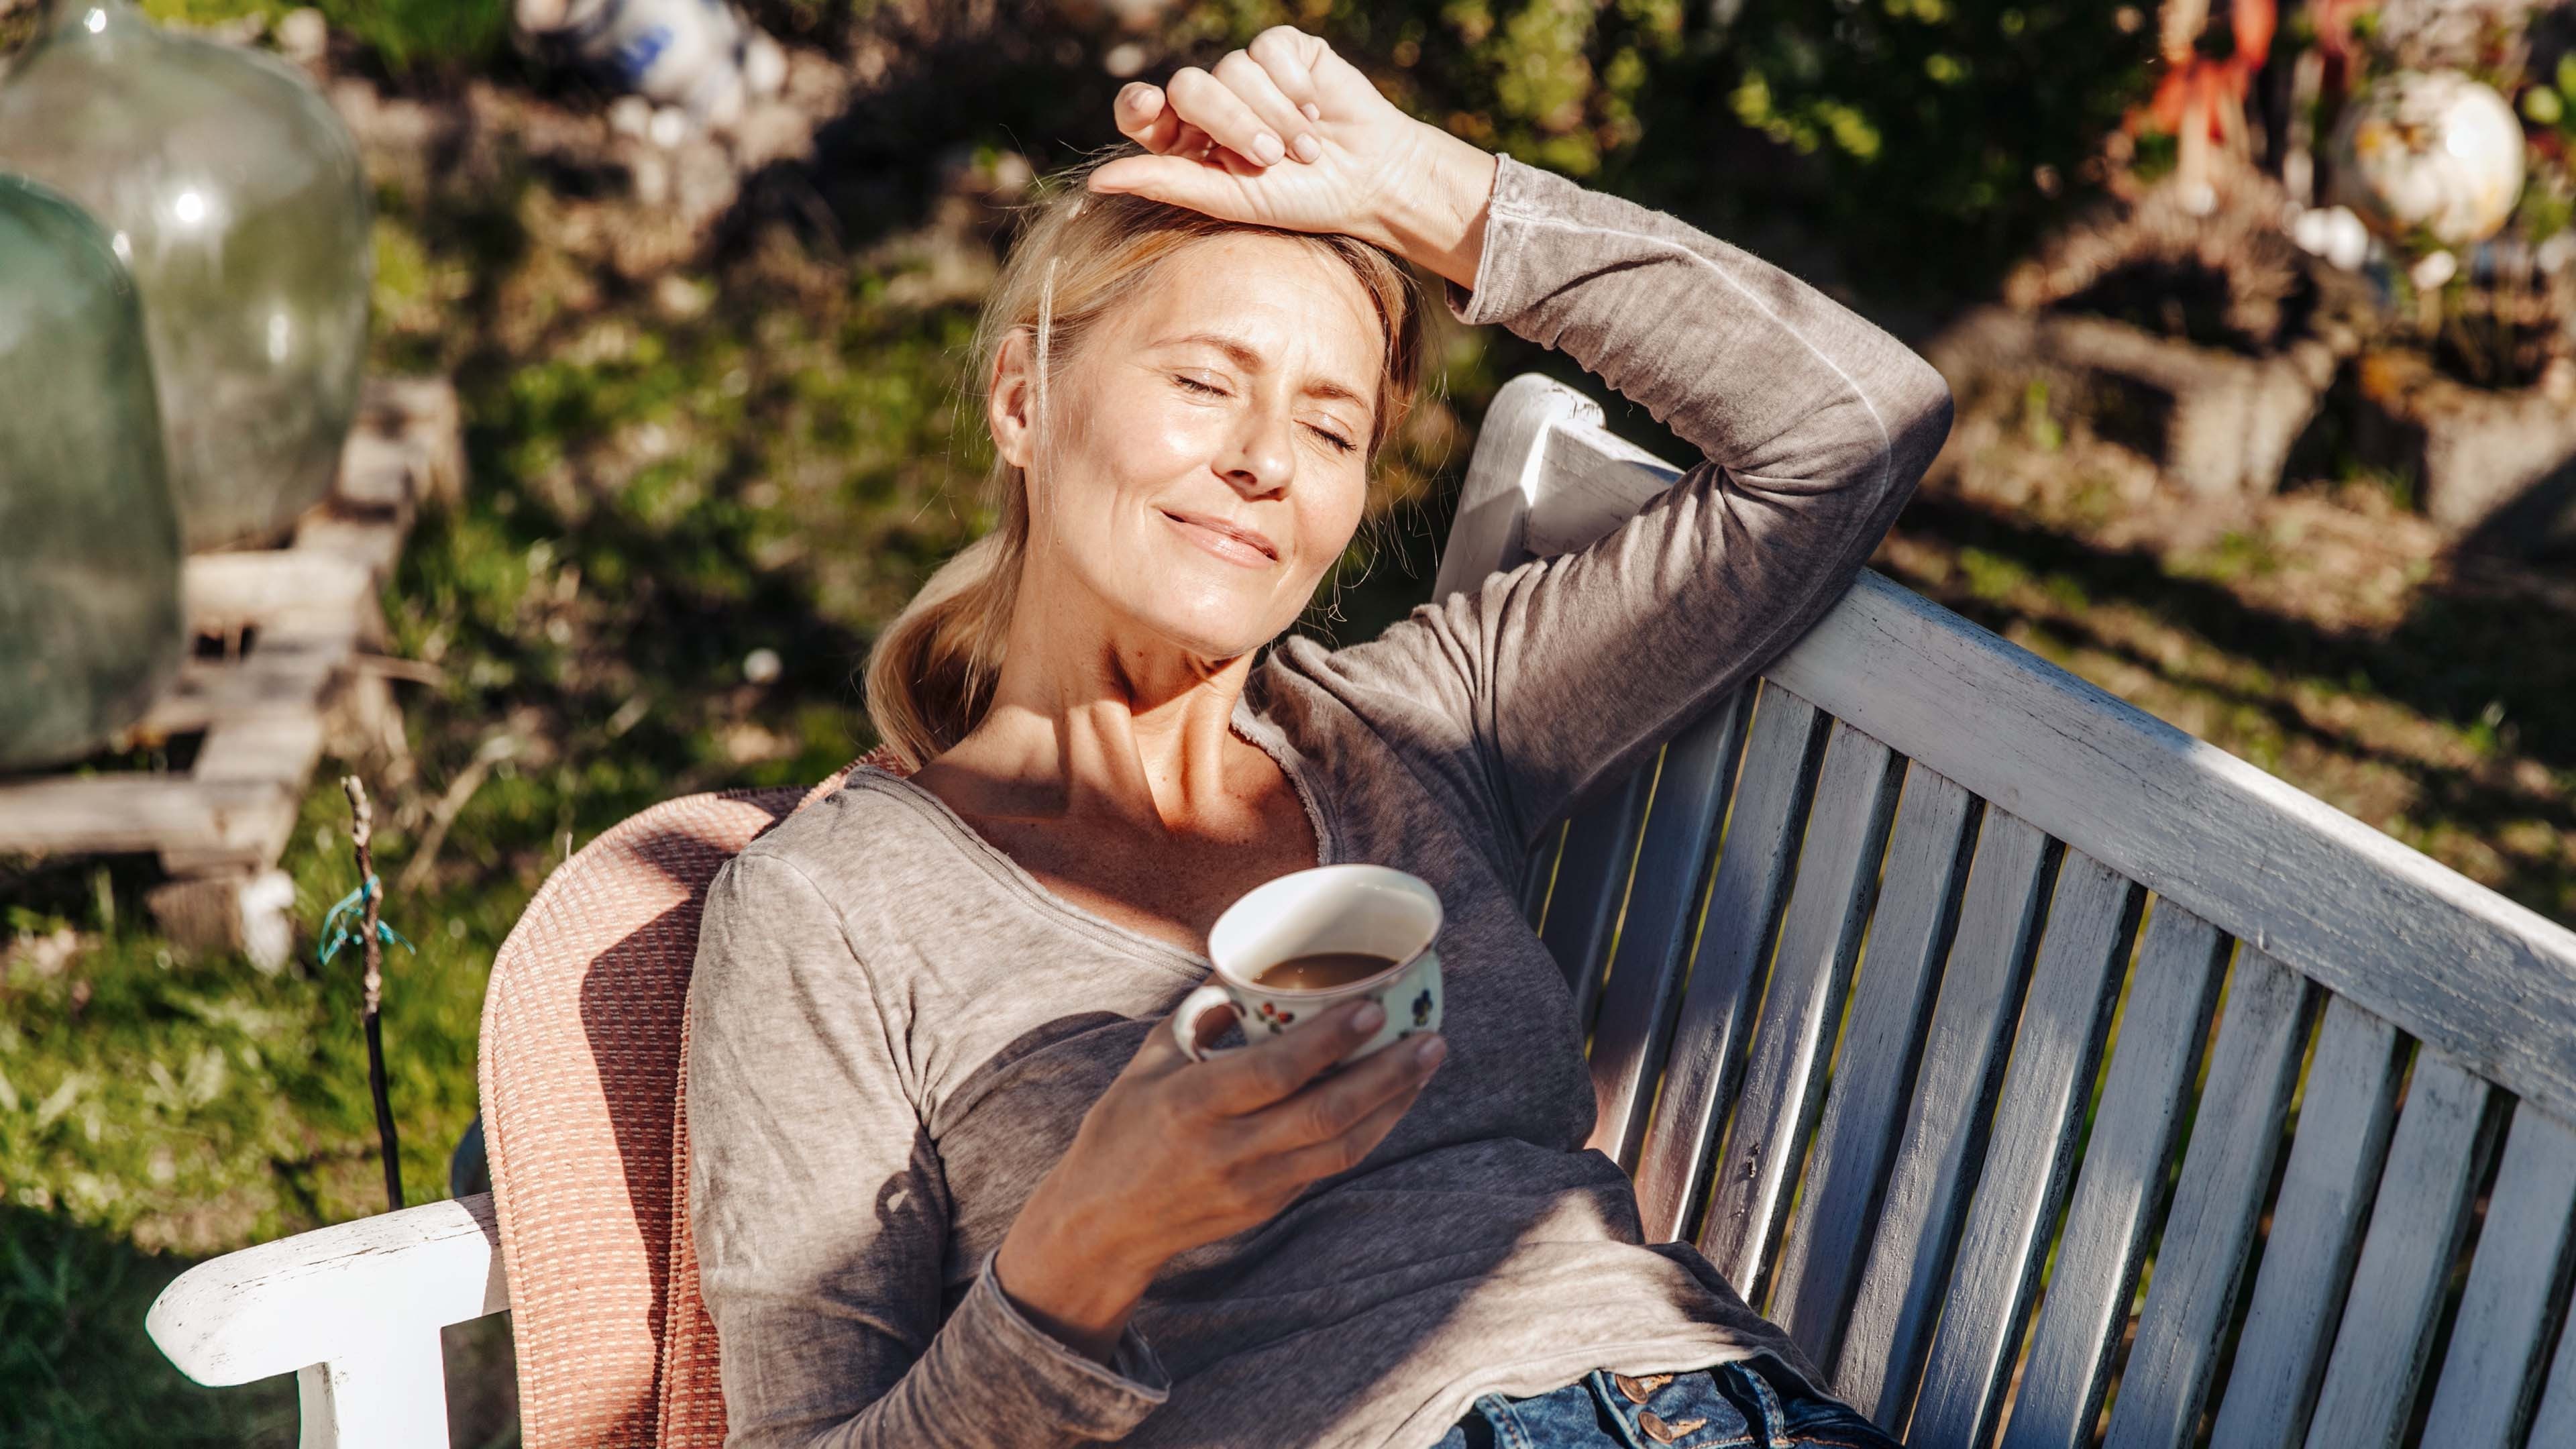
[1123,586,1293,663]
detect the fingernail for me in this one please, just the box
[1252,131,1285,165]
[1301,101,1321,121]
[1352,1000,1385,1032]
[1415,1037,1446,1067]
[1292,133,1322,162]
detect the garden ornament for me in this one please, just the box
[2328,69,2528,247]
[0,0,372,551]
[0,173,184,771]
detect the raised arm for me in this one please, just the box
[1299,156,1954,859]
[685,852,1170,1448]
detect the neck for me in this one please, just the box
[924,578,1260,835]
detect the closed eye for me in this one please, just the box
[1307,424,1357,454]
[1174,374,1225,396]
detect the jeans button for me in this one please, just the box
[1638,1409,1677,1443]
[1614,1373,1652,1404]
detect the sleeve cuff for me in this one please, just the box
[963,1249,1171,1434]
[1440,152,1590,329]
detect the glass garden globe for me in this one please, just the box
[0,174,184,772]
[0,0,372,550]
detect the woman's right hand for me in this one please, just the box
[992,997,1446,1362]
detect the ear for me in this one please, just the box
[987,327,1038,470]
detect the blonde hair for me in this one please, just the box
[862,146,1432,770]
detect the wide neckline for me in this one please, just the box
[850,695,1338,977]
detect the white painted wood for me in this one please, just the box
[1909,851,2145,1449]
[1770,767,1979,1372]
[1585,690,1750,1171]
[1836,810,2058,1424]
[1430,374,1608,600]
[1539,765,1654,1026]
[148,1191,506,1430]
[1489,382,2576,1127]
[2102,950,2316,1449]
[2301,1052,2498,1449]
[2528,1228,2576,1449]
[1629,686,1827,1242]
[2002,905,2231,1449]
[1754,571,2576,1128]
[1520,431,1686,561]
[2417,1100,2576,1449]
[2207,997,2405,1449]
[292,1334,453,1449]
[1698,717,1902,1289]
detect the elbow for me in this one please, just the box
[1883,354,1954,500]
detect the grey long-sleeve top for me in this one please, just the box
[684,154,1955,1449]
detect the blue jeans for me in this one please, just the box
[1432,1356,1902,1449]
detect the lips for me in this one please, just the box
[1157,508,1279,568]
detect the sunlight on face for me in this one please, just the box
[1016,233,1383,662]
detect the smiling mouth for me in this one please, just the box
[1157,508,1279,567]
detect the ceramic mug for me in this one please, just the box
[1173,864,1444,1066]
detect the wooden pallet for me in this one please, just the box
[0,376,464,967]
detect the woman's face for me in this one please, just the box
[993,231,1386,663]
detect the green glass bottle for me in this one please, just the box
[0,0,372,551]
[0,174,184,772]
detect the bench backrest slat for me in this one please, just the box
[1836,810,2057,1422]
[1442,373,2576,1448]
[2303,1053,2500,1449]
[1585,691,1749,1173]
[2417,1103,2576,1449]
[1767,765,1978,1370]
[1908,853,2144,1449]
[1534,766,1653,1024]
[1697,716,1900,1292]
[2196,994,2404,1449]
[2100,949,2316,1449]
[2536,1294,2576,1449]
[1627,686,1825,1241]
[1999,904,2229,1449]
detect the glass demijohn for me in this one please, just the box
[0,0,372,550]
[0,174,184,771]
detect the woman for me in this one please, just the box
[687,25,1952,1449]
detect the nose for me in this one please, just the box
[1218,402,1295,500]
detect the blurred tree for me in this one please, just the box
[1170,0,2158,296]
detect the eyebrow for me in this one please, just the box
[1157,331,1375,416]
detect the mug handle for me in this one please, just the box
[1171,983,1240,1063]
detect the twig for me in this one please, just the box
[342,775,405,1213]
[395,731,520,896]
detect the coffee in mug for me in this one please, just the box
[1173,864,1444,1066]
[1253,951,1401,991]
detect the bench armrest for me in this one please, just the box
[147,1192,510,1448]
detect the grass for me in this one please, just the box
[6,6,2575,1447]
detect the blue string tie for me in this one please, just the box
[317,874,418,967]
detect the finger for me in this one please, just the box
[1213,49,1318,164]
[1086,150,1254,213]
[1260,1049,1441,1185]
[1114,82,1185,154]
[1194,997,1385,1114]
[1167,64,1287,168]
[1246,1031,1443,1152]
[1246,28,1328,135]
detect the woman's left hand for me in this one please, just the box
[1088,27,1498,290]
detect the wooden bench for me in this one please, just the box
[147,374,2576,1449]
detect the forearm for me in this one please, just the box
[1452,156,1951,492]
[790,1255,1171,1449]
